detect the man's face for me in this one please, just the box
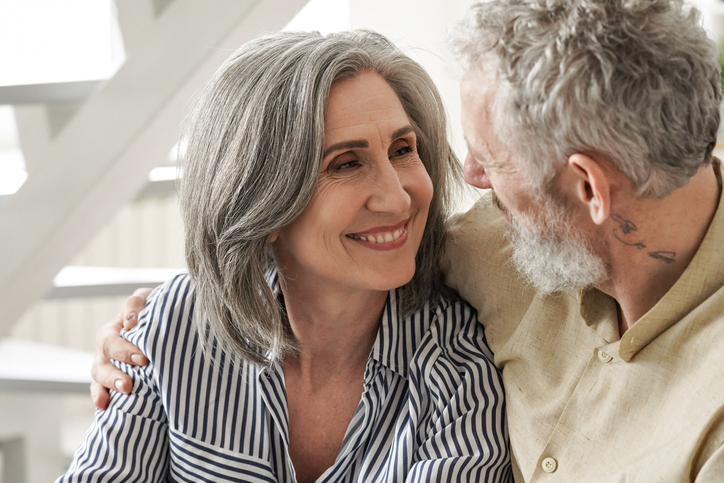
[460,67,537,224]
[460,67,609,293]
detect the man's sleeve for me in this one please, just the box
[441,193,536,357]
[695,443,724,482]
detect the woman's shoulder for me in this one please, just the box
[428,294,480,335]
[424,294,495,364]
[123,273,197,358]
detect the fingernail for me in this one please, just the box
[114,379,126,394]
[125,312,137,322]
[131,354,144,365]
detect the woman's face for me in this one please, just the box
[272,71,433,295]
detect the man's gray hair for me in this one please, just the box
[453,0,721,198]
[180,30,461,366]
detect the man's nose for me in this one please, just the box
[463,152,492,190]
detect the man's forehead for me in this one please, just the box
[461,72,511,167]
[461,66,497,104]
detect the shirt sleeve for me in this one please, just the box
[440,193,537,361]
[56,283,173,482]
[405,299,513,483]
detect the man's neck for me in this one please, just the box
[596,161,722,334]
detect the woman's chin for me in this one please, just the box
[366,266,416,292]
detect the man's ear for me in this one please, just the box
[267,231,278,243]
[567,153,611,225]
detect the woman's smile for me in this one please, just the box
[346,220,409,250]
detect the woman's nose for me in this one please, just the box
[366,163,412,214]
[463,152,492,189]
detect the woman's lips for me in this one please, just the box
[346,221,409,251]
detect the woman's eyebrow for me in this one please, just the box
[390,125,414,140]
[323,140,368,158]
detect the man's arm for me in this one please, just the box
[693,405,724,482]
[695,443,724,482]
[441,193,536,360]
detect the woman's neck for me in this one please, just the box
[279,275,387,382]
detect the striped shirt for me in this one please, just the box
[59,274,511,482]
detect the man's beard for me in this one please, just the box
[494,193,610,294]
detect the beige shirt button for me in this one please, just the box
[541,456,557,473]
[598,350,613,363]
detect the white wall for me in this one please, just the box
[349,0,475,162]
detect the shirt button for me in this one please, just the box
[541,456,557,473]
[598,350,613,363]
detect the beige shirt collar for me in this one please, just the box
[578,158,724,362]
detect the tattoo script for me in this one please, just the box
[648,251,676,264]
[610,214,647,249]
[610,214,676,264]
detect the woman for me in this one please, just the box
[60,30,510,482]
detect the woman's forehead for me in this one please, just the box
[324,72,410,142]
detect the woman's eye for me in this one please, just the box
[391,145,413,158]
[335,159,360,170]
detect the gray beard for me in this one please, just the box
[505,198,610,294]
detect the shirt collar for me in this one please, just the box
[369,288,432,378]
[578,288,620,344]
[580,158,724,361]
[618,157,724,360]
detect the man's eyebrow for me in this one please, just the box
[322,126,415,158]
[463,136,476,154]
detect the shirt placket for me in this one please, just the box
[529,339,623,480]
[318,358,389,481]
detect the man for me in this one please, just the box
[92,0,723,480]
[443,0,724,480]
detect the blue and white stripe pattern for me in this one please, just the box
[59,274,511,482]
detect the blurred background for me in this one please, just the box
[0,0,723,481]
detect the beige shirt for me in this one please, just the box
[442,161,724,482]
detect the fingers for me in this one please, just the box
[90,381,111,410]
[96,317,148,367]
[91,312,147,402]
[90,352,134,395]
[123,288,153,330]
[90,290,152,410]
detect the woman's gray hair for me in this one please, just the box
[180,30,461,366]
[452,0,721,198]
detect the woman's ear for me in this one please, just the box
[267,231,278,243]
[567,153,611,225]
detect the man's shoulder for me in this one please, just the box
[442,193,511,286]
[441,193,537,354]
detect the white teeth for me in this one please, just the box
[348,226,405,243]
